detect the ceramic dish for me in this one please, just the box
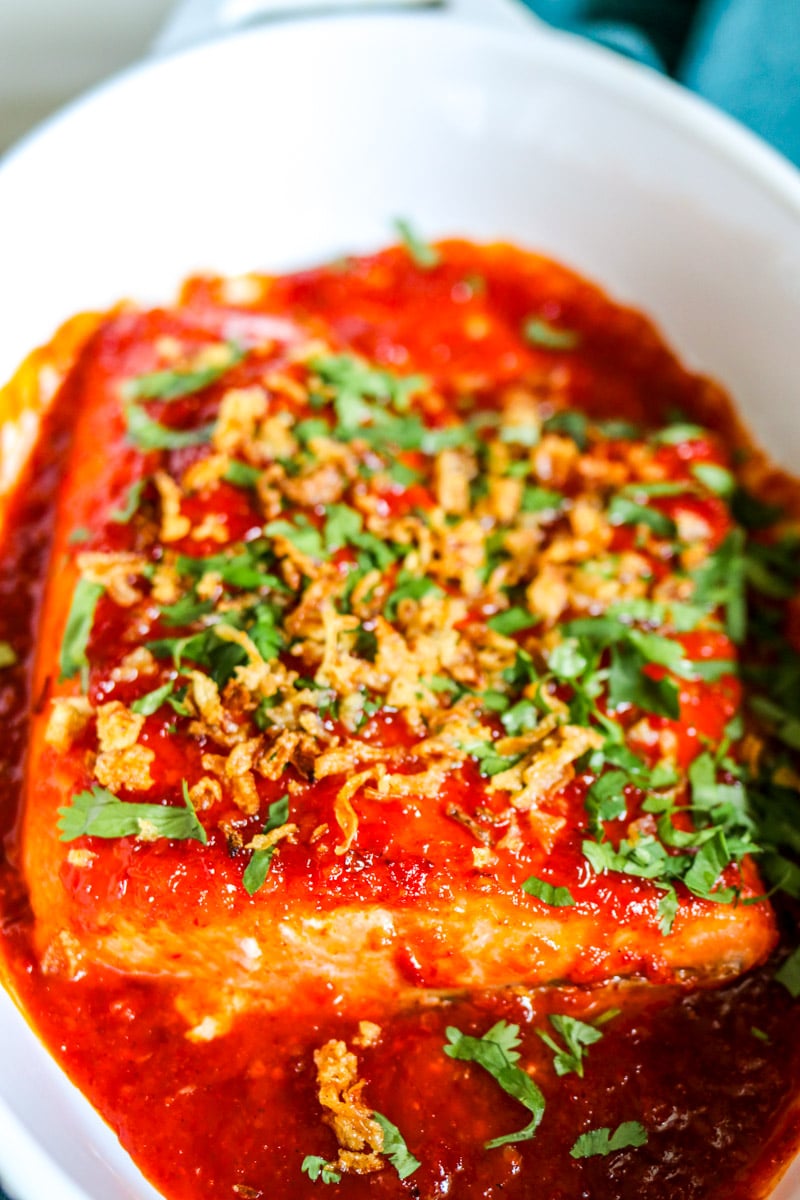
[1,12,800,1200]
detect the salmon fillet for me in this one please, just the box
[21,243,777,1015]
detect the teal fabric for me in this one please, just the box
[523,0,800,167]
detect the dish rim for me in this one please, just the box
[1,12,799,1200]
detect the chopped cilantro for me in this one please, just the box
[68,526,91,544]
[585,770,628,835]
[394,217,440,269]
[500,422,540,448]
[607,640,680,719]
[689,529,746,643]
[324,504,363,553]
[58,781,207,844]
[372,1113,421,1180]
[570,1121,648,1159]
[301,1157,341,1185]
[522,875,575,907]
[521,486,563,514]
[607,494,677,539]
[242,795,290,895]
[536,1014,602,1077]
[652,422,706,445]
[59,578,104,685]
[751,1026,770,1044]
[386,460,423,487]
[691,462,734,497]
[110,478,146,523]
[523,316,580,350]
[488,607,538,636]
[500,699,540,736]
[131,681,175,716]
[542,410,589,451]
[444,1021,546,1149]
[224,460,261,488]
[125,403,215,451]
[776,946,800,997]
[547,639,588,681]
[595,418,640,440]
[385,570,441,620]
[264,517,325,561]
[124,341,244,402]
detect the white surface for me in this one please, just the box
[0,13,800,1200]
[0,0,172,153]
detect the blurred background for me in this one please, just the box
[1,0,798,165]
[0,0,172,154]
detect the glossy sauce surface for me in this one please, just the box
[1,241,800,1200]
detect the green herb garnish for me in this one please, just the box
[372,1113,421,1180]
[242,795,290,895]
[536,1014,602,1077]
[394,218,440,269]
[522,875,575,907]
[523,317,580,351]
[59,578,104,684]
[570,1121,648,1159]
[124,341,244,402]
[58,781,207,844]
[444,1021,546,1149]
[301,1157,341,1185]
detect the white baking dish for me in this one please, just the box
[0,11,799,1199]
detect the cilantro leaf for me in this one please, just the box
[324,504,363,554]
[547,639,588,681]
[125,403,215,451]
[124,342,244,402]
[394,217,440,269]
[775,946,800,997]
[682,830,736,903]
[444,1021,545,1149]
[523,317,580,351]
[488,607,538,636]
[301,1156,341,1185]
[690,530,746,643]
[536,1014,602,1077]
[58,781,207,844]
[522,875,575,907]
[520,486,564,514]
[570,1121,648,1159]
[607,640,680,719]
[372,1112,421,1180]
[385,569,442,620]
[608,494,677,539]
[691,462,734,497]
[131,681,175,716]
[652,422,706,445]
[242,795,290,895]
[59,579,104,684]
[110,478,146,523]
[224,460,261,489]
[542,410,589,451]
[264,517,325,561]
[585,770,628,835]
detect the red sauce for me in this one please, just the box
[1,240,800,1200]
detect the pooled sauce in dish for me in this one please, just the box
[1,239,800,1199]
